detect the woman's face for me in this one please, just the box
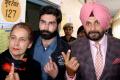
[9,27,32,59]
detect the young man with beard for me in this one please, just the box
[31,6,70,80]
[62,2,120,80]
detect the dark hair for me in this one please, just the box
[11,22,33,43]
[39,6,62,24]
[77,25,84,35]
[63,23,73,30]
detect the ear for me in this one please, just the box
[28,42,32,49]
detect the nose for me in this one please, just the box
[40,22,49,30]
[44,24,49,30]
[14,39,20,47]
[39,24,49,31]
[91,24,96,31]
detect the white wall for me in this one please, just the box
[60,0,83,37]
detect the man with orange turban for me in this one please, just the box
[62,2,120,80]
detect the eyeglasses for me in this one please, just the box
[39,20,57,26]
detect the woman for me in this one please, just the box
[0,22,41,80]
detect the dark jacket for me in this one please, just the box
[51,36,70,80]
[61,36,76,43]
[0,49,41,80]
[70,35,120,80]
[31,34,70,80]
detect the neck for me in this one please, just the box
[11,54,24,60]
[65,35,71,41]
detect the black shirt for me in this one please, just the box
[0,49,41,80]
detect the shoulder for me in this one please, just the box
[108,35,120,45]
[107,35,120,52]
[69,37,90,54]
[0,50,9,58]
[71,36,76,40]
[70,37,88,46]
[56,37,70,53]
[59,38,68,44]
[59,38,70,47]
[60,36,66,40]
[26,53,41,71]
[61,36,65,38]
[27,58,41,67]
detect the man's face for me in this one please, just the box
[84,17,105,41]
[77,31,85,38]
[39,14,58,40]
[64,27,73,36]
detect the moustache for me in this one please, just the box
[88,31,100,34]
[40,30,51,34]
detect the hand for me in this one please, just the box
[62,50,80,77]
[44,57,58,79]
[5,63,20,80]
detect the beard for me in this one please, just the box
[39,30,58,40]
[85,31,105,41]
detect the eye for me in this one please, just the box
[94,20,100,25]
[40,20,46,24]
[68,28,72,31]
[9,36,16,40]
[86,21,91,26]
[20,38,26,42]
[49,21,56,26]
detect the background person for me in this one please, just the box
[61,23,76,43]
[77,25,85,38]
